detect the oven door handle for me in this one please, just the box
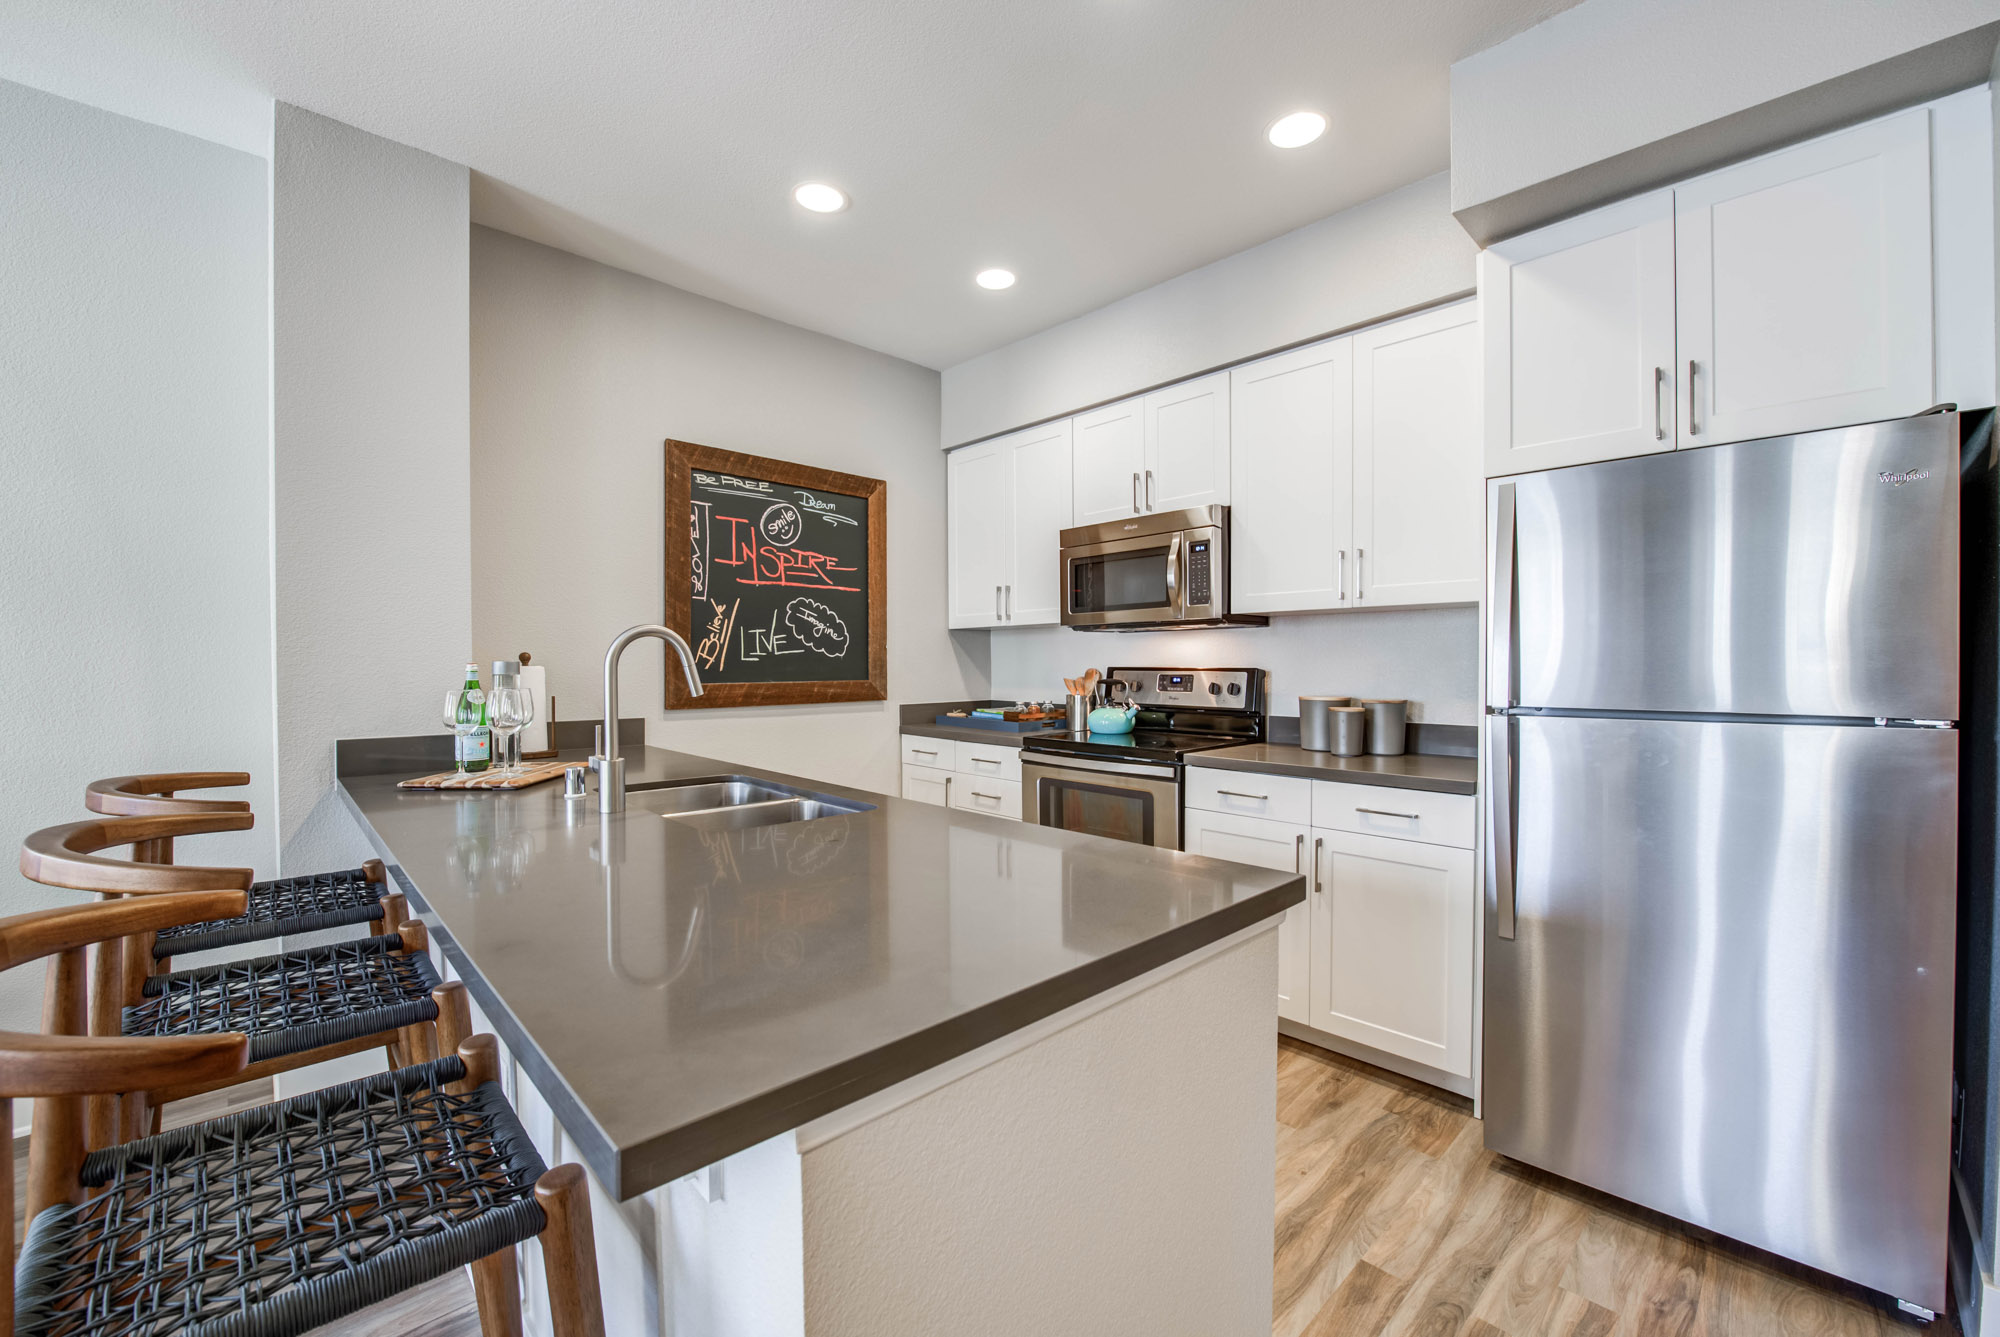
[1166,531,1182,617]
[1022,753,1180,781]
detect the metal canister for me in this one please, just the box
[1330,706,1368,756]
[1298,696,1353,752]
[1363,699,1408,755]
[1066,692,1091,735]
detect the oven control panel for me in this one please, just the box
[1102,667,1264,713]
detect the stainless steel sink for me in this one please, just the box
[626,776,872,830]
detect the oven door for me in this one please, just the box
[1062,528,1188,628]
[1021,755,1181,849]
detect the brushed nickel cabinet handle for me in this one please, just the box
[1132,472,1141,513]
[994,585,1001,619]
[1356,547,1365,600]
[1294,833,1304,873]
[1216,788,1269,801]
[1653,366,1667,440]
[1687,359,1699,435]
[1144,469,1155,511]
[1354,807,1419,820]
[1313,837,1324,894]
[1338,549,1347,600]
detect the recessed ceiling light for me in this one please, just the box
[1267,111,1327,149]
[975,268,1016,290]
[793,182,848,213]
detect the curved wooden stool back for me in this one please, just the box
[83,772,251,865]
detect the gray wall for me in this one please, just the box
[939,173,1474,448]
[0,80,274,1036]
[271,104,473,876]
[988,609,1480,727]
[469,227,987,796]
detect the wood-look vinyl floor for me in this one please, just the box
[12,1048,1954,1335]
[1274,1038,1950,1337]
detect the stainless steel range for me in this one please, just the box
[1020,667,1266,849]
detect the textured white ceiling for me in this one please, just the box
[0,0,1583,368]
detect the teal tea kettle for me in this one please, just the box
[1086,703,1138,735]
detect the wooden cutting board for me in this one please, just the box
[398,757,575,790]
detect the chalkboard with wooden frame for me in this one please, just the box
[664,439,887,708]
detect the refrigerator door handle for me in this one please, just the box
[1488,482,1516,710]
[1486,714,1516,941]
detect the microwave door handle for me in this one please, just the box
[1166,531,1181,616]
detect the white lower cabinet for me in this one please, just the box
[1186,769,1477,1085]
[902,733,1024,820]
[902,764,951,807]
[1181,808,1311,1025]
[950,776,1022,821]
[1309,829,1475,1078]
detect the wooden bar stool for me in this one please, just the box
[85,773,393,966]
[1,891,605,1337]
[20,815,443,1144]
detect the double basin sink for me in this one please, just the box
[626,777,873,832]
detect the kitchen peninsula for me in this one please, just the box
[337,737,1304,1337]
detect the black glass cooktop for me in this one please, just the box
[1022,729,1248,765]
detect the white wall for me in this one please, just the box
[939,173,1474,448]
[1450,0,2000,235]
[0,79,273,1034]
[988,609,1481,727]
[470,227,987,796]
[271,104,472,876]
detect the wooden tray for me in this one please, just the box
[398,757,574,790]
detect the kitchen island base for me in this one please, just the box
[476,922,1279,1336]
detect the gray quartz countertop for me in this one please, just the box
[338,745,1303,1199]
[1188,743,1478,795]
[898,721,1061,747]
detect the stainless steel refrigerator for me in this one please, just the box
[1484,413,1962,1316]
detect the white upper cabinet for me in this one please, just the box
[1484,96,1979,477]
[1143,372,1231,513]
[947,439,1008,628]
[1676,107,1933,447]
[1072,375,1231,525]
[1229,336,1354,613]
[948,420,1072,629]
[1071,397,1145,525]
[1352,301,1482,608]
[1004,419,1072,625]
[1481,189,1677,477]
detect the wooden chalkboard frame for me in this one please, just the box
[664,439,887,708]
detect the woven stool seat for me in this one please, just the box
[123,936,441,1065]
[151,867,388,960]
[15,1056,549,1337]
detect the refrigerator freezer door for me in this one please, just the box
[1502,415,1958,719]
[1483,714,1957,1310]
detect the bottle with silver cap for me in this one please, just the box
[490,660,523,773]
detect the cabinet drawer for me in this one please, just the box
[956,741,1023,784]
[1312,781,1473,849]
[900,735,956,771]
[950,776,1022,821]
[902,765,952,808]
[1186,767,1312,824]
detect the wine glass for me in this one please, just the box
[444,691,469,772]
[488,686,534,777]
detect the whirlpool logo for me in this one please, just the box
[1878,468,1932,486]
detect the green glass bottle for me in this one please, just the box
[455,663,491,773]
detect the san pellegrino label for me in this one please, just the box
[455,666,491,772]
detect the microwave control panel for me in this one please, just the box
[1186,539,1213,608]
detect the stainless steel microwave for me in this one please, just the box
[1058,506,1264,630]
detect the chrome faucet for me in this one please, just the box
[593,624,705,812]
